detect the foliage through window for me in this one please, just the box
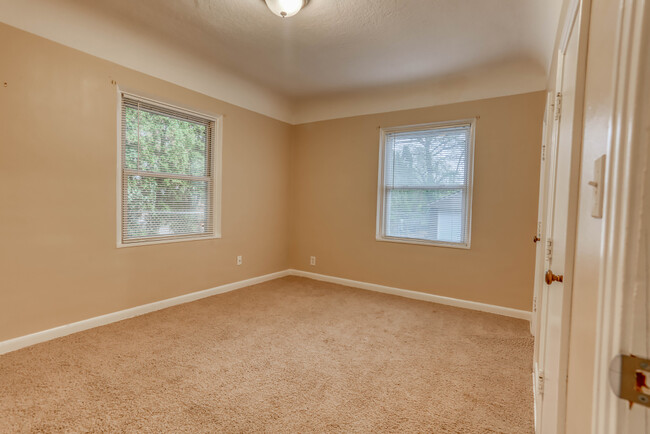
[120,94,218,245]
[377,120,475,247]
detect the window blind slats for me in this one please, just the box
[122,95,214,125]
[121,95,215,244]
[380,122,473,246]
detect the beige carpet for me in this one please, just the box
[0,276,534,433]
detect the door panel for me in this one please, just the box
[540,26,578,430]
[535,2,587,432]
[533,92,553,429]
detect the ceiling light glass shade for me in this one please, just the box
[264,0,309,18]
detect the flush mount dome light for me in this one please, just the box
[264,0,309,18]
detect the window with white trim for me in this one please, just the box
[377,120,475,248]
[119,93,220,246]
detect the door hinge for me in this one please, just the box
[533,296,537,313]
[546,239,553,261]
[554,92,562,121]
[538,371,545,395]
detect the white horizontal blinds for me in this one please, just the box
[383,123,471,244]
[121,94,214,243]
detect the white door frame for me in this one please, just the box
[533,0,591,431]
[592,0,650,432]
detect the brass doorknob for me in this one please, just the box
[545,270,564,285]
[533,236,541,243]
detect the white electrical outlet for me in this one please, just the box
[310,256,316,266]
[236,255,243,266]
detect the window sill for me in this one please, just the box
[117,233,221,248]
[375,235,470,250]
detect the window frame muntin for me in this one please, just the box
[116,89,222,248]
[375,118,476,249]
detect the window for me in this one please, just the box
[118,92,221,246]
[376,120,475,248]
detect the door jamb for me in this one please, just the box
[592,0,650,432]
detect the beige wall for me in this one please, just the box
[0,0,294,122]
[289,92,545,311]
[563,0,619,430]
[0,23,291,342]
[0,22,546,344]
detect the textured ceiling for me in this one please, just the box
[79,0,562,98]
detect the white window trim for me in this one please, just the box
[375,118,476,249]
[115,88,223,248]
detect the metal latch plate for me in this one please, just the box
[609,354,650,407]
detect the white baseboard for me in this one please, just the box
[289,269,532,321]
[0,268,531,356]
[0,270,290,356]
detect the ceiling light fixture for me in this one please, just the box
[264,0,309,18]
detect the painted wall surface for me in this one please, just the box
[289,92,545,311]
[0,23,291,341]
[1,21,546,343]
[0,0,561,125]
[563,0,618,430]
[0,0,294,123]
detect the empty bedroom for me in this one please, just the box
[2,0,649,432]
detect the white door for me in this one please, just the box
[532,91,553,427]
[534,2,587,433]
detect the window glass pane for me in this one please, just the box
[125,106,207,176]
[385,189,464,243]
[381,122,473,246]
[125,175,209,240]
[386,125,470,188]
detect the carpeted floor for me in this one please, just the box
[0,276,534,433]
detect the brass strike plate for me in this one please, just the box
[609,354,650,407]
